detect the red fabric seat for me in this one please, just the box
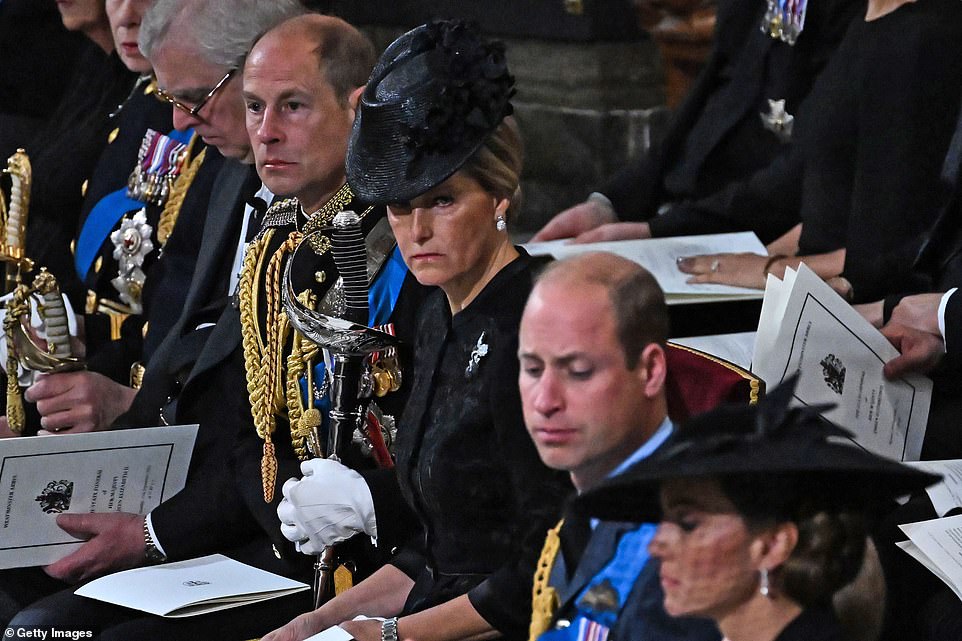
[664,342,763,422]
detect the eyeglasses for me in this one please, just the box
[154,68,236,117]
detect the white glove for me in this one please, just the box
[277,458,377,555]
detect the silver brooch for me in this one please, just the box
[465,331,489,378]
[760,99,794,143]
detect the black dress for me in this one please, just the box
[774,606,849,641]
[392,250,573,640]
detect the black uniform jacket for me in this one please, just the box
[117,164,426,581]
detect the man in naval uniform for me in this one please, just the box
[519,253,719,641]
[1,0,319,638]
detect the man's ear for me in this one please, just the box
[637,343,668,398]
[348,85,365,113]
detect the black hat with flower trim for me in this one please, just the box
[346,19,515,205]
[576,375,940,523]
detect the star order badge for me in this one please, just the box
[760,99,794,143]
[110,208,155,313]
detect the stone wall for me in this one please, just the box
[359,23,670,234]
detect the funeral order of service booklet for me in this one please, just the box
[522,232,767,304]
[0,424,197,568]
[75,554,308,617]
[752,264,930,461]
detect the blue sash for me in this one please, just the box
[368,246,406,327]
[301,249,409,413]
[75,189,143,280]
[539,523,657,641]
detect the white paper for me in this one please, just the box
[751,264,931,461]
[899,515,962,601]
[305,627,355,641]
[0,424,197,568]
[523,232,766,304]
[906,460,962,517]
[752,269,797,367]
[76,554,308,617]
[671,332,757,371]
[304,616,385,641]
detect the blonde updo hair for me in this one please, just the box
[459,116,524,218]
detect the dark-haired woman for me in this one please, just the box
[264,20,571,641]
[578,380,938,641]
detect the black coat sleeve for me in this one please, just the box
[466,335,574,638]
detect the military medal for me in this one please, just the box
[760,0,807,45]
[109,209,155,313]
[760,98,795,143]
[127,129,189,206]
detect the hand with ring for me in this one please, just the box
[675,252,771,289]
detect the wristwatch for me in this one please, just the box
[143,516,167,564]
[381,617,399,641]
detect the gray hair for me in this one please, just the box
[140,0,304,69]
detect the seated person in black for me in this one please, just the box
[577,378,939,641]
[266,20,572,641]
[671,0,962,300]
[532,0,861,245]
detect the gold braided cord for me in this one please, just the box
[240,228,303,502]
[286,292,324,461]
[240,185,368,498]
[529,519,564,641]
[261,441,277,503]
[157,135,206,246]
[302,183,355,233]
[240,229,275,500]
[3,287,30,433]
[263,232,301,415]
[286,331,309,460]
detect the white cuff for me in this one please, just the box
[938,288,957,348]
[145,512,167,557]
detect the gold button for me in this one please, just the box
[314,271,326,283]
[272,544,282,559]
[93,256,103,274]
[80,179,88,197]
[108,127,120,144]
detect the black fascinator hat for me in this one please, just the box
[346,19,516,204]
[577,376,939,523]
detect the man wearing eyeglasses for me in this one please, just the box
[1,0,322,638]
[146,9,252,163]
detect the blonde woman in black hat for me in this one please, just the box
[577,380,938,641]
[264,19,571,641]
